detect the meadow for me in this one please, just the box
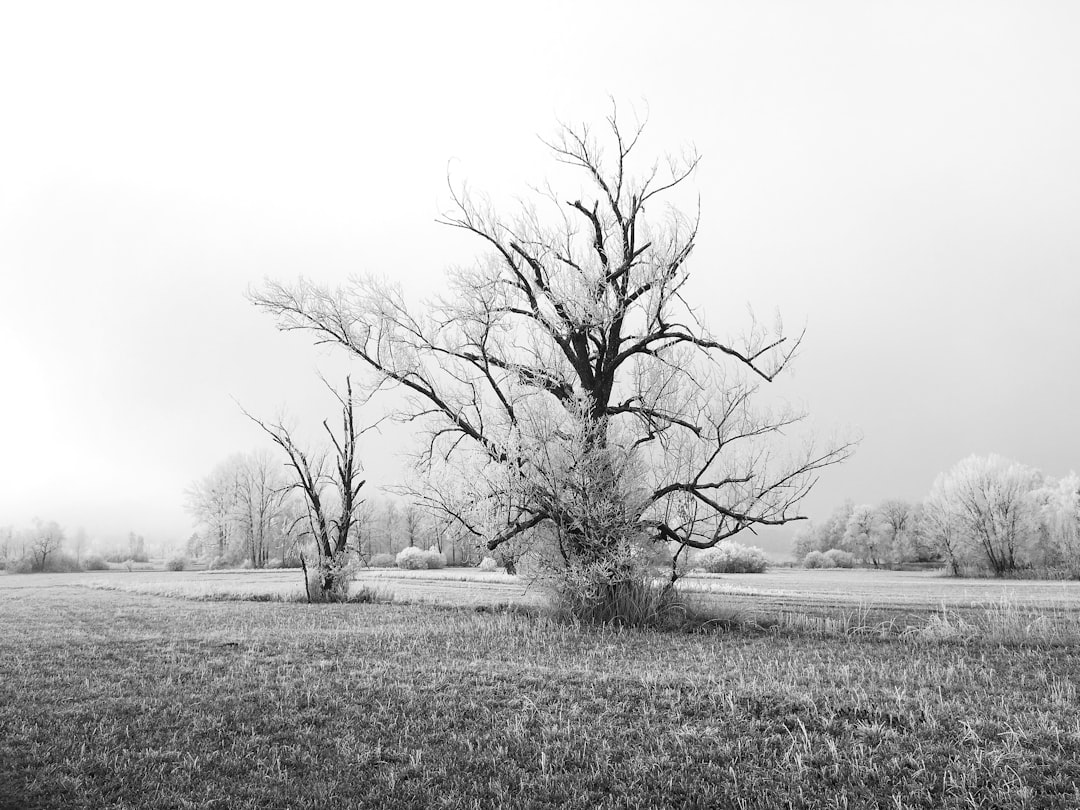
[2,569,1079,808]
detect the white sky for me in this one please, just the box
[2,1,1079,553]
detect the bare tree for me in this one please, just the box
[244,378,372,600]
[792,500,855,560]
[897,503,938,563]
[185,458,241,560]
[921,489,965,576]
[0,525,15,565]
[252,107,852,611]
[925,454,1042,575]
[30,520,64,571]
[876,500,909,552]
[1037,473,1080,571]
[127,532,146,561]
[351,499,377,562]
[234,449,288,568]
[71,526,89,567]
[382,500,400,554]
[402,503,425,549]
[276,495,310,565]
[843,505,886,568]
[876,499,934,564]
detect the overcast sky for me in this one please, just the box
[2,1,1078,554]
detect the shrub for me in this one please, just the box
[39,553,82,573]
[478,556,498,572]
[369,553,396,568]
[803,550,836,569]
[396,546,428,570]
[305,556,358,603]
[266,559,282,569]
[165,555,188,572]
[7,558,33,574]
[83,554,109,571]
[823,549,856,568]
[209,556,234,570]
[424,546,447,570]
[280,556,304,569]
[696,541,769,574]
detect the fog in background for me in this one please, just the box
[2,1,1078,555]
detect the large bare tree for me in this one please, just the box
[252,108,852,599]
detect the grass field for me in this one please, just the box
[31,565,1080,639]
[2,567,541,609]
[2,570,1080,808]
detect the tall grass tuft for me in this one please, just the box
[548,574,685,628]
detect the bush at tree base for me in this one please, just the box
[165,555,188,572]
[368,553,396,568]
[6,558,33,574]
[478,556,498,572]
[305,554,358,603]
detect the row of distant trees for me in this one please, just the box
[184,450,482,569]
[0,521,71,572]
[0,522,151,572]
[794,454,1080,576]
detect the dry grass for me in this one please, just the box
[4,568,536,609]
[1,582,1080,808]
[679,567,1080,609]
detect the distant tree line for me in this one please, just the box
[0,522,154,573]
[184,450,481,570]
[793,454,1080,576]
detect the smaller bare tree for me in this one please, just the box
[244,377,376,601]
[71,527,89,567]
[403,504,426,549]
[0,526,13,565]
[30,520,64,572]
